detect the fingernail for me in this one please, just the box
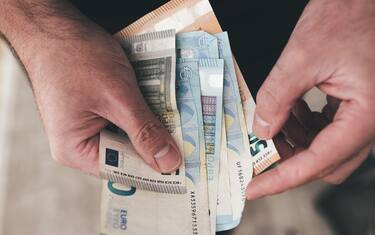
[154,144,181,173]
[254,114,270,139]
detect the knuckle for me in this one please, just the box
[101,72,138,105]
[256,84,281,115]
[291,35,316,61]
[134,120,166,147]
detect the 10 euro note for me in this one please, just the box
[100,180,191,235]
[99,29,186,194]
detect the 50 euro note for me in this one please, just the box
[100,53,212,235]
[115,0,280,178]
[99,29,186,194]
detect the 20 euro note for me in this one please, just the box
[199,58,224,234]
[99,29,186,194]
[115,0,280,176]
[176,30,234,232]
[216,121,233,230]
[176,31,225,234]
[176,58,211,235]
[215,32,253,231]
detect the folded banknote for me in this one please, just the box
[100,0,281,234]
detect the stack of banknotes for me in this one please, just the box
[99,1,280,235]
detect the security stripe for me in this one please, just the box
[99,171,187,194]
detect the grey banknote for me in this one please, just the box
[99,30,186,194]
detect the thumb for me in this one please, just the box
[104,83,182,174]
[253,42,318,139]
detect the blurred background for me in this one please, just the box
[0,35,374,235]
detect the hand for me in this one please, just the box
[247,0,375,200]
[0,0,181,175]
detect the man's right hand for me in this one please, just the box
[246,0,375,200]
[0,0,181,176]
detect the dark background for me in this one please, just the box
[70,0,308,96]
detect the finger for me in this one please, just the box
[76,135,102,176]
[322,144,373,184]
[253,37,318,139]
[101,73,182,173]
[55,116,109,176]
[246,101,375,200]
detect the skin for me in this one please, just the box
[0,0,182,176]
[248,0,375,200]
[0,0,374,197]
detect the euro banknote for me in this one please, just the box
[115,0,280,176]
[100,1,282,234]
[176,58,211,235]
[216,122,233,230]
[215,32,253,231]
[176,32,225,234]
[100,180,191,235]
[100,47,213,235]
[176,31,241,232]
[99,30,186,194]
[199,58,225,234]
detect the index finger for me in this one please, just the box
[246,101,374,200]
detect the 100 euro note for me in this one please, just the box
[99,30,186,194]
[115,0,280,176]
[100,40,212,235]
